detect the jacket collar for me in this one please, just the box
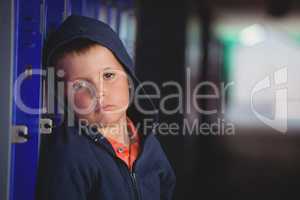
[73,116,157,157]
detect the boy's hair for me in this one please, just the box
[49,38,99,67]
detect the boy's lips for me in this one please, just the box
[101,105,116,111]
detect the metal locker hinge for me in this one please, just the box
[39,118,53,134]
[12,125,29,144]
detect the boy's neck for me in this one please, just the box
[97,115,130,147]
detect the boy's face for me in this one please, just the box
[57,44,130,126]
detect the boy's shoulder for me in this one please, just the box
[41,125,97,166]
[142,133,173,166]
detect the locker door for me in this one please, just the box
[10,0,44,200]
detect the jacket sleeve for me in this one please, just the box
[35,140,93,200]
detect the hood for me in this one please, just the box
[42,15,159,137]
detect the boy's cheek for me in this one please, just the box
[74,95,92,109]
[66,92,95,112]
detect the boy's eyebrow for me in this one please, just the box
[102,66,124,71]
[103,67,112,70]
[69,77,94,83]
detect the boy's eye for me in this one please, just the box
[103,72,116,80]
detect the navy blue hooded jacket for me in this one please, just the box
[36,15,176,200]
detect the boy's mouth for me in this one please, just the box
[100,105,116,111]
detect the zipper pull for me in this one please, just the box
[130,172,140,200]
[131,172,137,184]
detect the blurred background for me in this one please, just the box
[1,0,300,200]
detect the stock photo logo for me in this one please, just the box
[251,67,288,133]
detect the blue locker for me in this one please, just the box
[10,0,44,200]
[8,1,137,199]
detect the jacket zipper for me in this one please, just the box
[128,133,151,200]
[130,171,140,200]
[114,157,140,200]
[117,133,151,200]
[120,129,153,200]
[88,128,152,200]
[96,141,144,200]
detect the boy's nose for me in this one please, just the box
[95,91,105,104]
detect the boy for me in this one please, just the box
[36,15,176,200]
